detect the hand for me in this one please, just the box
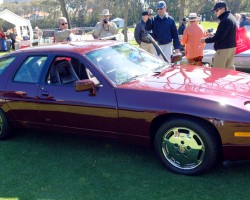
[200,37,206,43]
[206,33,214,37]
[174,49,180,54]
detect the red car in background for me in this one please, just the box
[0,41,250,175]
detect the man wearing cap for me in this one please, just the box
[178,18,187,36]
[93,9,118,39]
[200,1,236,69]
[145,1,181,61]
[134,11,157,56]
[181,13,206,66]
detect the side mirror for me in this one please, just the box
[74,79,96,96]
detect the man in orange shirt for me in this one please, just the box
[181,13,206,66]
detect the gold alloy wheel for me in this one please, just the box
[161,127,206,170]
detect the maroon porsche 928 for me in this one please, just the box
[0,41,250,175]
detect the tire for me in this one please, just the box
[154,118,220,175]
[0,109,11,140]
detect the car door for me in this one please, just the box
[37,55,118,137]
[4,55,48,124]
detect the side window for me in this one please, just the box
[47,56,101,85]
[0,57,16,76]
[14,56,47,83]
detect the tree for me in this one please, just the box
[59,0,71,28]
[124,0,129,42]
[179,0,186,25]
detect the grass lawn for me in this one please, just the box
[0,130,250,200]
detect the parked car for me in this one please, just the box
[181,49,250,73]
[0,41,250,175]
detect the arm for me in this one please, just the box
[171,21,181,50]
[93,22,102,38]
[205,20,229,43]
[181,29,188,46]
[109,22,118,35]
[134,23,141,45]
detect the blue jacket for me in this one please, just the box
[134,20,151,45]
[145,14,180,49]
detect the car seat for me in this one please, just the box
[53,60,79,84]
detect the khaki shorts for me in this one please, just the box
[212,47,236,69]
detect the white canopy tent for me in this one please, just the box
[0,9,33,43]
[111,18,124,28]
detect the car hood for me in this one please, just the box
[120,65,250,100]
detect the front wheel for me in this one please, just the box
[0,110,11,140]
[154,118,220,175]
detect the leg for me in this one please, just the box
[225,47,236,70]
[160,43,172,62]
[212,49,227,68]
[149,44,158,56]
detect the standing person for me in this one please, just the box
[34,26,43,45]
[9,27,17,50]
[239,13,250,28]
[54,17,77,43]
[235,13,241,28]
[178,18,187,35]
[145,1,180,62]
[200,1,236,69]
[93,9,118,39]
[181,13,206,66]
[148,9,154,19]
[0,26,6,39]
[0,27,6,51]
[134,11,157,56]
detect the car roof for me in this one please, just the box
[11,40,120,55]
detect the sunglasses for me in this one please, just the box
[215,9,220,13]
[157,8,164,10]
[61,22,68,26]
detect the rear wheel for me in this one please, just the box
[154,118,220,175]
[0,110,11,140]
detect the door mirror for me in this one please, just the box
[74,80,96,96]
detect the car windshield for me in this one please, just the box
[86,43,169,84]
[0,56,16,76]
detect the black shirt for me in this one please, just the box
[205,11,236,51]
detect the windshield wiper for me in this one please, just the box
[121,73,148,84]
[153,64,169,73]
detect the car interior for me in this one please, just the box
[47,57,100,85]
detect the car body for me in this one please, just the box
[0,41,250,175]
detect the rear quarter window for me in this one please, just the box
[0,57,15,76]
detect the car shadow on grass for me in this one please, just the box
[10,129,250,173]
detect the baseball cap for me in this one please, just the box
[211,1,227,11]
[156,1,166,9]
[142,11,149,16]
